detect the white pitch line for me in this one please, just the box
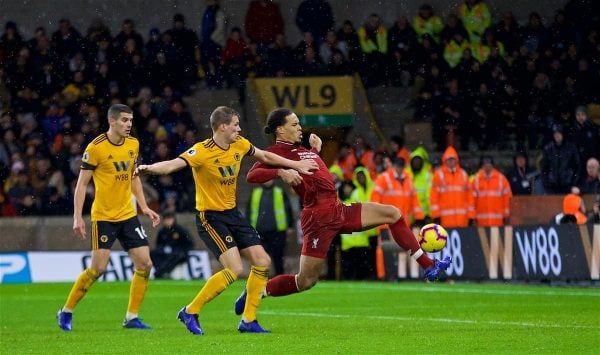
[260,310,600,330]
[313,283,600,297]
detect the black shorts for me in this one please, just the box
[195,209,261,258]
[92,216,149,251]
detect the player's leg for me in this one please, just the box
[359,202,434,269]
[238,245,271,333]
[57,221,112,331]
[178,211,241,334]
[119,217,153,329]
[124,245,153,329]
[62,249,109,312]
[188,247,242,314]
[360,202,451,279]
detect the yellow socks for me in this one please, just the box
[127,269,150,317]
[64,268,99,311]
[243,266,269,322]
[187,268,237,314]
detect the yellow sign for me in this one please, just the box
[253,76,353,116]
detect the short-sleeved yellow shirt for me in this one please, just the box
[81,133,138,222]
[179,136,254,211]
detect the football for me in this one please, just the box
[418,223,448,252]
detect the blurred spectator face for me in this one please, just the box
[341,183,354,199]
[59,19,71,34]
[397,16,409,28]
[411,156,423,172]
[69,141,81,155]
[132,53,141,65]
[303,32,314,43]
[325,30,336,44]
[586,158,599,178]
[73,71,84,83]
[156,142,170,159]
[17,171,30,186]
[184,130,196,145]
[446,157,457,169]
[275,34,286,48]
[356,171,367,186]
[138,102,152,117]
[124,39,137,54]
[163,214,176,228]
[447,14,458,27]
[367,14,380,29]
[171,101,184,114]
[122,20,134,34]
[332,51,343,64]
[18,47,30,60]
[515,155,526,168]
[162,86,173,98]
[576,110,588,124]
[392,159,405,174]
[342,22,354,34]
[161,33,173,45]
[98,38,110,50]
[479,83,488,94]
[553,130,564,144]
[528,13,541,28]
[419,7,432,19]
[37,158,51,173]
[147,117,159,132]
[304,47,316,62]
[482,159,494,174]
[156,52,167,65]
[230,29,241,41]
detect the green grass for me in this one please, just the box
[1,280,599,354]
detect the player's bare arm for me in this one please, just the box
[308,133,322,153]
[253,147,318,175]
[131,175,161,228]
[135,157,187,176]
[72,169,93,240]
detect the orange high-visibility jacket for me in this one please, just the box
[430,147,474,227]
[357,148,377,179]
[371,167,424,222]
[471,168,512,226]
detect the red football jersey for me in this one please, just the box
[247,140,337,208]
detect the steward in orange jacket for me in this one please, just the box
[371,156,424,224]
[471,156,512,226]
[430,146,473,227]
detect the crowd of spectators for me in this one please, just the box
[1,0,599,217]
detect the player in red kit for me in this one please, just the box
[234,108,450,313]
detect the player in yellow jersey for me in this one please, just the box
[135,106,317,335]
[57,104,160,331]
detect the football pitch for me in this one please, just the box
[1,280,598,354]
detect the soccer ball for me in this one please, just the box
[417,223,448,252]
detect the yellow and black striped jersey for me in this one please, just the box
[179,136,255,211]
[81,133,139,222]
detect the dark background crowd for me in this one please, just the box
[0,0,599,217]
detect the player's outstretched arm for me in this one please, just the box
[135,158,187,176]
[247,162,303,186]
[252,147,318,175]
[72,169,93,240]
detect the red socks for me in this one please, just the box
[389,217,434,269]
[265,274,299,296]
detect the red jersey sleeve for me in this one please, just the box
[247,161,279,183]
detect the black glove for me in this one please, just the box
[432,218,441,225]
[414,219,425,228]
